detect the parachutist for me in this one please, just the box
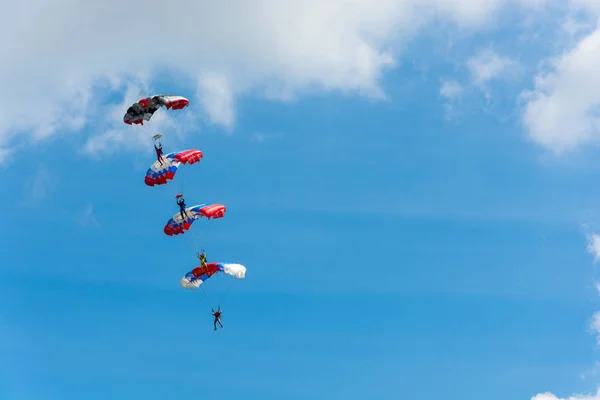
[197,250,207,267]
[154,143,164,164]
[212,307,223,331]
[177,196,187,221]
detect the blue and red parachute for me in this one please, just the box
[145,149,203,186]
[180,262,246,289]
[164,203,226,236]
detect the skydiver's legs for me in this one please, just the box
[180,210,186,221]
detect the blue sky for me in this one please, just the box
[3,2,600,400]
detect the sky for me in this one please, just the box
[4,0,600,399]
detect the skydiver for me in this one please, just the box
[212,306,223,331]
[196,250,207,267]
[154,143,164,164]
[177,196,187,221]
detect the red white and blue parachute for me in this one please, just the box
[180,262,246,289]
[164,204,226,236]
[145,150,203,186]
[123,95,189,125]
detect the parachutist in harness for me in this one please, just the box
[212,306,223,331]
[177,196,187,221]
[196,250,207,267]
[154,143,164,164]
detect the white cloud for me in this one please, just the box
[0,0,556,160]
[467,49,517,86]
[531,390,600,400]
[438,50,517,117]
[586,233,600,262]
[440,79,464,99]
[521,22,600,153]
[572,0,600,16]
[197,72,236,130]
[439,79,466,120]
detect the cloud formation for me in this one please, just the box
[197,72,236,131]
[0,0,556,159]
[467,50,516,87]
[588,233,600,262]
[531,390,600,400]
[521,23,600,153]
[440,79,464,100]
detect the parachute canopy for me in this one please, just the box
[123,95,189,125]
[180,262,246,289]
[164,203,226,236]
[145,150,203,186]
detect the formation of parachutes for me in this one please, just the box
[124,95,246,329]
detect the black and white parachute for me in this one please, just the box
[123,95,189,125]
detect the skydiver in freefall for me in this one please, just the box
[177,196,187,221]
[212,306,223,331]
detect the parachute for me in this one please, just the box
[180,262,246,289]
[123,95,189,125]
[164,203,226,236]
[145,149,203,186]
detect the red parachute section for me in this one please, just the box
[190,263,222,279]
[199,204,226,219]
[138,96,189,110]
[173,150,203,164]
